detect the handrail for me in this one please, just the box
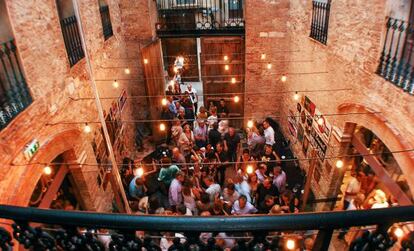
[1,205,414,232]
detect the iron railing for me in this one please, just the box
[310,0,331,45]
[60,15,85,67]
[377,17,414,94]
[0,39,32,130]
[155,0,244,36]
[100,5,114,40]
[0,205,414,250]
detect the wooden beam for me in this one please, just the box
[352,136,412,206]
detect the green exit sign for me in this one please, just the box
[24,139,40,161]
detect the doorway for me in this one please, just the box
[29,153,84,210]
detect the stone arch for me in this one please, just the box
[337,103,414,196]
[0,128,83,206]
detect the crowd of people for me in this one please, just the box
[115,81,308,250]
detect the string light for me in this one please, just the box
[286,239,295,250]
[43,166,52,175]
[336,160,344,168]
[84,123,92,133]
[112,80,119,88]
[392,226,404,238]
[247,120,254,128]
[317,117,324,126]
[143,59,148,64]
[223,55,229,61]
[267,63,272,69]
[159,123,166,131]
[136,167,144,178]
[224,65,230,71]
[246,165,254,174]
[161,98,168,106]
[124,68,131,74]
[169,80,175,86]
[173,67,178,73]
[293,92,300,100]
[231,77,236,84]
[281,75,287,82]
[234,96,240,103]
[260,53,266,60]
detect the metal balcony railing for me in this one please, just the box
[0,205,414,250]
[377,17,414,94]
[155,0,245,36]
[0,39,32,130]
[100,5,114,40]
[60,15,85,67]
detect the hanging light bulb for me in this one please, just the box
[173,67,179,73]
[267,63,272,69]
[224,65,230,71]
[234,96,240,103]
[112,80,119,88]
[223,55,229,61]
[159,123,166,131]
[43,166,52,175]
[247,120,254,128]
[286,239,295,250]
[281,75,287,82]
[161,98,168,106]
[293,92,300,101]
[231,77,236,84]
[393,227,404,238]
[143,58,148,64]
[317,117,324,126]
[336,160,344,168]
[260,53,266,60]
[124,68,131,74]
[84,123,91,133]
[136,167,144,178]
[246,165,254,174]
[169,80,175,86]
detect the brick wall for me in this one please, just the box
[0,0,156,210]
[245,0,414,207]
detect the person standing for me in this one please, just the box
[215,142,229,186]
[343,171,365,210]
[194,120,208,148]
[224,127,241,162]
[169,171,185,211]
[272,166,287,193]
[217,99,229,118]
[185,84,198,115]
[231,195,258,215]
[263,119,275,146]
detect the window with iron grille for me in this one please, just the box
[56,0,85,67]
[99,5,113,40]
[309,0,331,45]
[376,2,414,94]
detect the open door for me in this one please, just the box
[201,37,245,128]
[141,40,166,142]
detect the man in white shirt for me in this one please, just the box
[169,171,185,211]
[204,176,221,202]
[263,120,275,146]
[231,195,258,215]
[185,84,198,113]
[343,171,364,210]
[272,166,287,193]
[234,175,252,203]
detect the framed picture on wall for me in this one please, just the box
[297,125,304,143]
[302,136,310,156]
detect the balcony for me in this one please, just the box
[0,39,32,131]
[155,0,245,37]
[0,205,414,250]
[377,17,414,95]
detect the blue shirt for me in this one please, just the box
[129,176,145,199]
